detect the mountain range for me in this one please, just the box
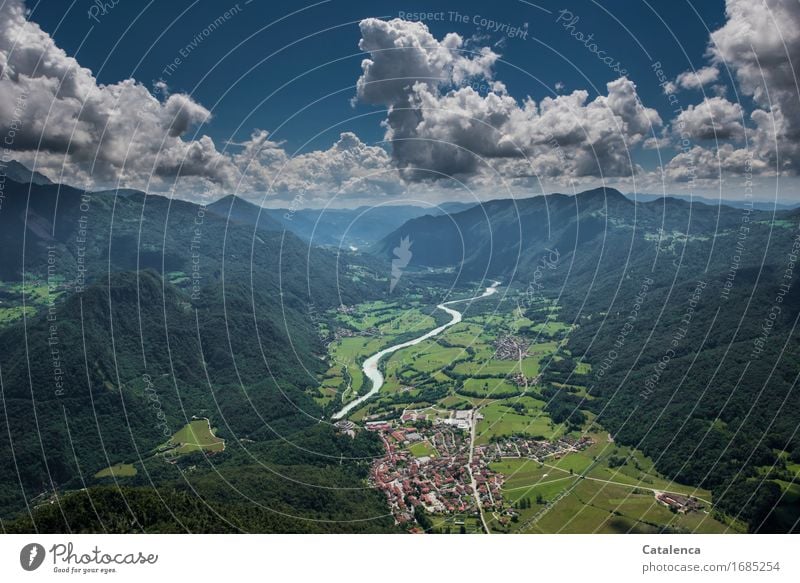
[1,162,798,532]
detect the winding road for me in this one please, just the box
[332,281,501,420]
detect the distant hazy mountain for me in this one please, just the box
[375,186,796,282]
[266,201,474,247]
[206,195,473,248]
[626,192,800,211]
[1,159,53,185]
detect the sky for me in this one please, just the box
[1,0,799,207]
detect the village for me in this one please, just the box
[348,409,594,530]
[492,335,530,360]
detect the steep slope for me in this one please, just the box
[205,194,284,233]
[0,160,53,185]
[0,178,390,527]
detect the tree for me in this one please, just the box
[414,506,433,532]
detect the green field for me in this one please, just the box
[0,280,62,328]
[94,463,137,479]
[408,441,438,458]
[0,305,36,326]
[476,397,562,444]
[492,467,732,533]
[460,377,523,397]
[487,432,736,534]
[163,419,225,456]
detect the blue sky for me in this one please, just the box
[3,0,798,204]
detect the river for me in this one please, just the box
[332,281,501,420]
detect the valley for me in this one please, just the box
[315,283,740,533]
[1,168,797,535]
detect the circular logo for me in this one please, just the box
[19,543,46,571]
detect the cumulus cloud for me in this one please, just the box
[671,66,721,92]
[681,0,800,176]
[673,97,745,140]
[0,0,235,189]
[356,17,498,106]
[234,131,400,200]
[3,0,797,203]
[355,18,661,181]
[0,0,400,201]
[663,143,770,183]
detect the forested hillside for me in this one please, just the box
[0,175,392,530]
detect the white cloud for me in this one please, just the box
[0,0,400,201]
[3,1,797,203]
[0,0,235,189]
[701,0,800,174]
[674,66,721,91]
[658,0,800,182]
[355,19,661,181]
[673,97,745,140]
[356,18,498,106]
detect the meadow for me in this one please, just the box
[162,419,225,457]
[94,463,138,479]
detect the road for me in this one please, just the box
[468,408,491,534]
